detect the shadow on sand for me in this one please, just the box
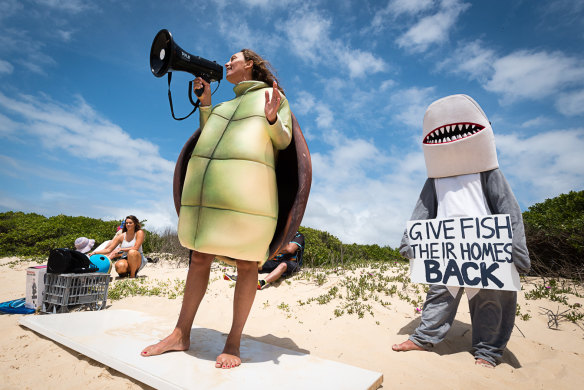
[397,317,522,368]
[183,328,310,365]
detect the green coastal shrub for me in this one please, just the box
[298,226,405,267]
[0,211,157,257]
[522,190,584,279]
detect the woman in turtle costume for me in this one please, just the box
[141,49,292,369]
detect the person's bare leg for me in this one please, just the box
[115,260,129,276]
[392,339,426,352]
[263,262,287,284]
[216,260,258,369]
[142,251,214,356]
[126,249,142,277]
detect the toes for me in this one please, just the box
[392,342,406,351]
[475,358,495,368]
[215,354,241,369]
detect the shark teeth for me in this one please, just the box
[423,123,485,145]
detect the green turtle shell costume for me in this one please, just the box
[174,80,311,265]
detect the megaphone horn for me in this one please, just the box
[149,29,223,82]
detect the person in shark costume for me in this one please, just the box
[392,94,530,367]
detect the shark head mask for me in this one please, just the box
[422,94,499,178]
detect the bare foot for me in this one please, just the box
[392,339,426,352]
[215,345,241,369]
[141,330,190,357]
[475,358,495,368]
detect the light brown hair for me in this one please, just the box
[241,49,284,94]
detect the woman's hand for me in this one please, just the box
[193,77,211,106]
[265,81,281,125]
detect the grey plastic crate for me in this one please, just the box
[42,273,111,314]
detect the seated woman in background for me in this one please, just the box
[89,215,147,278]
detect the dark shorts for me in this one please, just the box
[260,259,301,276]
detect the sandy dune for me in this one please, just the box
[1,256,583,389]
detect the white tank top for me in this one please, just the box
[121,232,143,254]
[435,173,490,218]
[434,173,488,299]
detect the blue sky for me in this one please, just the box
[1,0,583,246]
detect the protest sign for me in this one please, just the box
[406,214,520,291]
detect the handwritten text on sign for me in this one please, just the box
[406,215,520,291]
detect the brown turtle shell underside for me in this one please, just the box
[173,113,312,259]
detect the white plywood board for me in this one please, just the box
[20,310,382,390]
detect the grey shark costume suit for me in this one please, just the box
[399,95,530,365]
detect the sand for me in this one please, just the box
[1,255,583,390]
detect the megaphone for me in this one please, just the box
[150,29,223,82]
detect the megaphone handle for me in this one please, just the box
[193,81,205,98]
[188,80,203,106]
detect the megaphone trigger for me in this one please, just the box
[192,77,205,98]
[188,80,201,107]
[194,84,205,97]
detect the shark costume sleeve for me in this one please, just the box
[399,179,436,259]
[402,94,530,366]
[178,80,292,264]
[481,169,530,274]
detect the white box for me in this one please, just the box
[25,265,47,309]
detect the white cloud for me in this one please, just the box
[293,90,335,131]
[555,89,584,116]
[485,50,584,103]
[0,0,23,20]
[41,191,75,201]
[496,128,584,200]
[240,0,295,8]
[57,29,73,42]
[540,0,584,29]
[303,133,427,245]
[0,192,28,211]
[315,105,334,129]
[439,40,496,81]
[218,19,261,51]
[520,116,552,128]
[388,0,434,16]
[215,14,284,56]
[281,8,386,78]
[0,154,83,184]
[0,112,18,137]
[0,59,14,75]
[396,0,471,53]
[440,43,584,116]
[370,0,434,33]
[389,86,436,129]
[33,0,93,13]
[380,79,397,91]
[0,91,179,231]
[293,91,317,116]
[0,91,174,187]
[0,29,57,75]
